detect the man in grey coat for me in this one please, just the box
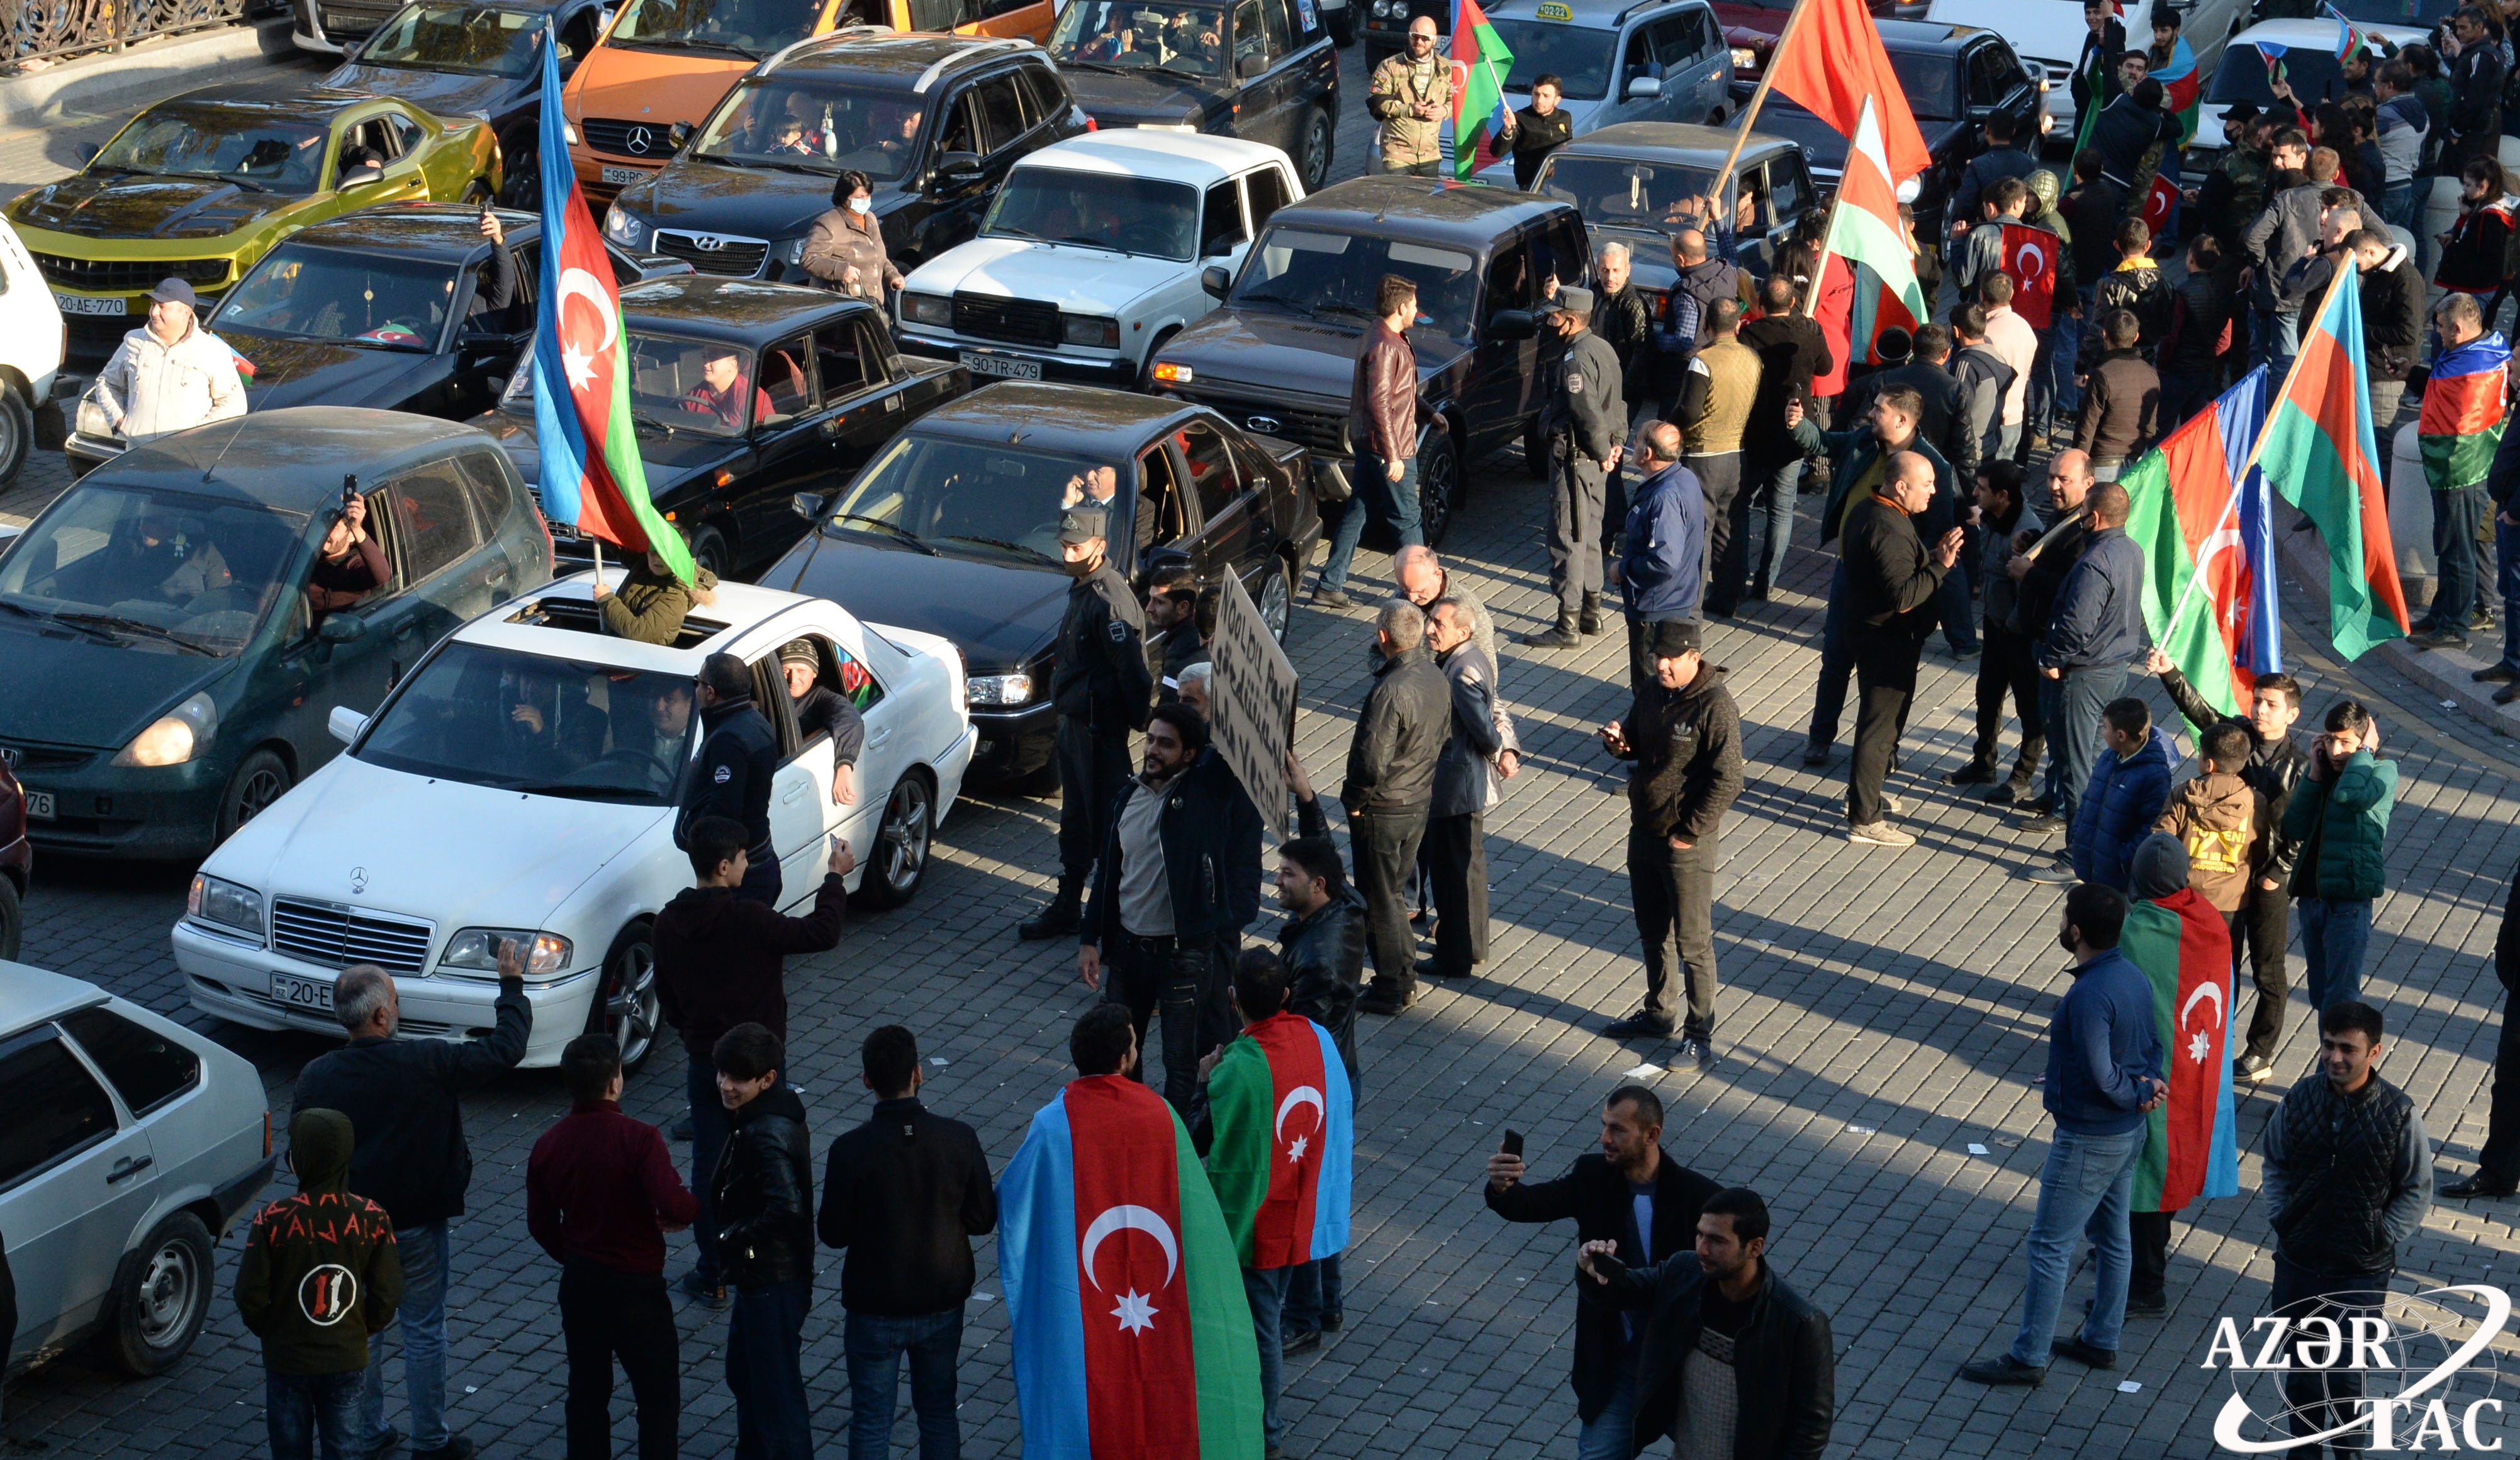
[1528,287,1630,649]
[1421,595,1519,981]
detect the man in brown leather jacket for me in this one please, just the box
[1316,273,1426,607]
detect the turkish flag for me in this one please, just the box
[2143,174,2180,237]
[1998,223,2059,330]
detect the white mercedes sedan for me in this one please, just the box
[173,572,975,1069]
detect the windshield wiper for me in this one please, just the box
[828,513,938,554]
[1051,233,1126,254]
[221,175,271,194]
[512,781,658,801]
[935,533,1050,561]
[1233,287,1322,321]
[54,611,219,655]
[1313,300,1374,321]
[1054,55,1130,74]
[627,407,684,437]
[987,224,1045,242]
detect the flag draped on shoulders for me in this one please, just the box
[1447,0,1512,182]
[997,1074,1263,1460]
[2120,367,2282,718]
[1204,1012,1352,1271]
[2124,888,2240,1213]
[2418,331,2510,493]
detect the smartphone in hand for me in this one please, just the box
[1501,1130,1523,1159]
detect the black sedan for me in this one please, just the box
[1046,0,1341,192]
[469,274,965,579]
[768,381,1321,782]
[316,0,610,206]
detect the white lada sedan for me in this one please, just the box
[174,572,974,1069]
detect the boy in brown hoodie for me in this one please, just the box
[2154,722,2270,927]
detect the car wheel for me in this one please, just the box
[1416,430,1458,547]
[856,772,934,909]
[106,1211,213,1376]
[1328,3,1355,45]
[1258,556,1294,644]
[688,523,731,579]
[0,387,31,486]
[589,920,660,1069]
[215,749,290,845]
[1297,107,1333,192]
[0,875,21,961]
[497,134,540,209]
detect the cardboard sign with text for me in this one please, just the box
[1211,571,1296,837]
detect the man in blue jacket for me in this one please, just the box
[2034,482,2147,840]
[1615,421,1704,694]
[1963,883,2166,1386]
[2047,698,2177,888]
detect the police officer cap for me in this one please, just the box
[1649,619,1702,658]
[1557,286,1595,315]
[1058,508,1108,545]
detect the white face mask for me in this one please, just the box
[848,196,873,215]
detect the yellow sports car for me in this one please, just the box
[8,81,501,359]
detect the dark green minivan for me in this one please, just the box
[0,407,552,861]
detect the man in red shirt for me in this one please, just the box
[683,348,773,430]
[526,1034,699,1460]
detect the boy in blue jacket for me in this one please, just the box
[2037,698,2177,887]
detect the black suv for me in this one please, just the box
[1148,176,1582,544]
[1046,0,1341,192]
[469,274,965,578]
[600,34,1089,282]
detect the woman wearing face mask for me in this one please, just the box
[801,169,904,306]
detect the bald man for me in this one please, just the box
[1841,451,1964,845]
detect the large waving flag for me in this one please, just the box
[999,1074,1263,1460]
[530,36,692,583]
[1762,0,1931,185]
[2155,35,2201,147]
[1447,0,1513,183]
[1817,98,1928,367]
[2418,331,2511,493]
[2122,367,2283,718]
[2253,259,2412,657]
[2125,887,2241,1213]
[1204,1013,1352,1271]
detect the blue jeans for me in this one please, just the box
[2043,662,2127,823]
[2499,514,2520,671]
[688,1054,731,1287]
[1937,560,1979,654]
[2036,313,2083,432]
[2298,897,2374,1012]
[269,1369,363,1460]
[1317,447,1423,594]
[844,1308,961,1460]
[729,1281,814,1460]
[360,1221,449,1452]
[1575,1357,1639,1460]
[1283,1253,1342,1332]
[2426,485,2491,630]
[1747,455,1800,594]
[2007,1124,2146,1366]
[1806,560,1855,747]
[1244,1266,1294,1448]
[2254,308,2300,374]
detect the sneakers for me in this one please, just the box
[1944,762,2000,786]
[2051,1336,2117,1369]
[1604,1011,1676,1039]
[1309,587,1354,609]
[1959,1354,2045,1386]
[2233,1054,2275,1083]
[678,1269,731,1311]
[1800,738,1832,767]
[1846,822,1915,847]
[1673,1035,1716,1071]
[2025,857,2077,884]
[2018,814,2068,835]
[2474,663,2520,684]
[2409,625,2471,649]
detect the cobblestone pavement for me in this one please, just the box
[11,40,2520,1460]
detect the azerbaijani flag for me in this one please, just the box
[1203,1012,1352,1271]
[2254,41,2289,90]
[2122,367,2283,718]
[2156,35,2200,147]
[1447,0,1512,183]
[999,1074,1263,1460]
[2124,886,2240,1213]
[1818,97,1928,364]
[2322,3,2377,62]
[2418,331,2510,493]
[529,35,693,582]
[2253,257,2412,657]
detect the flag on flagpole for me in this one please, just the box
[2253,259,2412,657]
[1810,254,1856,396]
[1202,1012,1352,1271]
[1761,0,1931,184]
[1815,96,1928,367]
[2124,887,2241,1213]
[1447,0,1513,182]
[2321,2,2375,62]
[2417,330,2511,493]
[530,35,692,583]
[2120,367,2282,719]
[2154,33,2200,147]
[2254,40,2289,89]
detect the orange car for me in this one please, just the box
[563,0,1053,208]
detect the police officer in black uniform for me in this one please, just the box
[674,650,783,905]
[1020,507,1156,939]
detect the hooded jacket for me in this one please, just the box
[713,1082,815,1289]
[1950,343,2017,461]
[2283,748,2397,900]
[2069,724,2180,891]
[91,319,246,440]
[2375,90,2429,184]
[2155,772,2270,912]
[2434,192,2518,296]
[600,559,722,644]
[1618,664,1744,844]
[2086,258,2174,358]
[236,1109,404,1376]
[674,694,780,855]
[653,874,847,1057]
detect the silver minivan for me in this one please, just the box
[1,961,272,1381]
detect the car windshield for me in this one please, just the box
[2331,0,2455,23]
[1050,0,1231,81]
[824,435,1112,562]
[985,168,1201,259]
[1487,20,1618,102]
[357,3,546,75]
[2206,44,2347,108]
[693,79,924,181]
[357,641,699,802]
[1888,51,1957,121]
[1230,226,1478,340]
[608,0,816,56]
[503,334,762,437]
[1538,155,1722,230]
[0,484,309,656]
[91,106,330,195]
[215,246,462,350]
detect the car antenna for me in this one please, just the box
[199,418,250,483]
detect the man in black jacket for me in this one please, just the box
[819,1025,997,1458]
[2444,5,2504,169]
[2005,449,2097,818]
[1271,821,1367,1352]
[296,953,532,1460]
[1080,702,1262,1112]
[1576,1188,1834,1460]
[1594,240,1657,423]
[675,651,781,906]
[1600,619,1744,1060]
[2351,228,2427,426]
[1738,274,1834,601]
[710,1023,815,1460]
[2156,236,2233,428]
[2446,858,2520,1198]
[1485,1086,1721,1460]
[1021,506,1155,940]
[1840,328,1978,485]
[1344,600,1452,1014]
[1844,452,1966,847]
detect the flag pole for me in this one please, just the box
[1797,187,1844,318]
[590,535,607,634]
[1701,0,1808,208]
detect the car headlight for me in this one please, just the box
[564,121,580,145]
[1150,361,1192,384]
[603,206,649,248]
[966,672,1034,706]
[439,927,573,981]
[76,396,116,438]
[779,237,807,265]
[1061,314,1121,348]
[901,291,952,326]
[115,691,218,767]
[186,874,264,936]
[1730,46,1756,69]
[1371,0,1392,16]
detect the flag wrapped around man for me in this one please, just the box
[2123,837,2241,1217]
[2418,326,2511,495]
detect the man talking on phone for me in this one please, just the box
[1482,1087,1720,1460]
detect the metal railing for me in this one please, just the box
[1,0,282,71]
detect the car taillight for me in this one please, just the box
[263,1109,272,1158]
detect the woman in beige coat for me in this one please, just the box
[800,169,903,306]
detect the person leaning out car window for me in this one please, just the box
[802,170,905,308]
[306,493,388,628]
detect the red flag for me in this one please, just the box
[1066,1077,1201,1452]
[1242,1014,1331,1268]
[1762,0,1932,183]
[1997,223,2058,329]
[2142,175,2180,237]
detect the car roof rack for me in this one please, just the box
[761,23,908,74]
[914,36,1029,92]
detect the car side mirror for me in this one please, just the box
[668,121,693,152]
[1625,75,1661,101]
[1489,308,1537,341]
[1238,53,1266,79]
[1202,264,1231,298]
[79,143,101,165]
[318,613,367,645]
[1143,544,1192,576]
[328,705,370,745]
[792,490,829,522]
[932,152,984,191]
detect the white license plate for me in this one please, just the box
[53,293,127,316]
[961,352,1041,382]
[271,972,335,1014]
[23,789,52,820]
[600,165,644,186]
